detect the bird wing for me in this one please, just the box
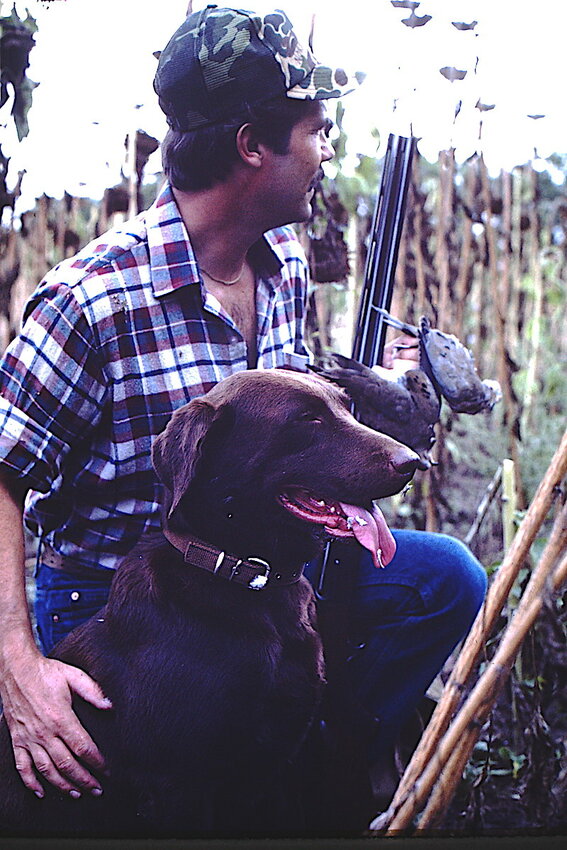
[313,354,439,468]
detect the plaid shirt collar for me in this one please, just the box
[148,183,283,298]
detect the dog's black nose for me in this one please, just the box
[390,447,420,476]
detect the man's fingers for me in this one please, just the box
[13,746,45,798]
[28,740,102,798]
[383,334,419,368]
[63,716,107,774]
[15,722,105,796]
[66,666,113,712]
[5,658,111,795]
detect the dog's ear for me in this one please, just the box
[152,399,220,520]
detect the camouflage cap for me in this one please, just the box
[154,5,363,131]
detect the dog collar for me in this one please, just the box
[162,529,303,590]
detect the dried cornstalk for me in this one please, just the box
[372,427,567,832]
[373,492,567,833]
[464,464,502,547]
[501,169,513,330]
[126,128,138,220]
[509,167,523,356]
[521,165,544,434]
[453,159,475,340]
[35,194,49,286]
[422,467,439,534]
[501,458,517,554]
[411,173,427,319]
[435,149,455,331]
[479,157,524,507]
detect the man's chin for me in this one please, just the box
[298,196,314,222]
[277,202,313,228]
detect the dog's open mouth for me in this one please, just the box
[278,489,396,569]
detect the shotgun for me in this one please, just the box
[352,133,417,368]
[313,132,417,600]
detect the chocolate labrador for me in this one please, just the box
[0,369,418,837]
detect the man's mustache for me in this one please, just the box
[309,168,325,191]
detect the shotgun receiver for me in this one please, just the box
[314,132,417,600]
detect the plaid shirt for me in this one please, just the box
[0,183,310,570]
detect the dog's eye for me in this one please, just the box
[298,411,323,425]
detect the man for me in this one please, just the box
[0,6,486,805]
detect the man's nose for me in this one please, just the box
[321,135,334,163]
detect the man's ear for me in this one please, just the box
[235,123,265,168]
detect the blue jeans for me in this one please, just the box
[304,530,487,760]
[35,531,486,760]
[34,563,113,655]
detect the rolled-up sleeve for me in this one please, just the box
[0,283,108,492]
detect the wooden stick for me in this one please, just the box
[417,542,567,831]
[464,464,502,547]
[375,497,567,834]
[416,725,478,831]
[372,428,567,830]
[501,459,517,554]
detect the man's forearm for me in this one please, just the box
[0,470,38,671]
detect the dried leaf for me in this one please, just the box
[440,66,467,82]
[402,11,432,28]
[476,99,496,112]
[452,20,478,31]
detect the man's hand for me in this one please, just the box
[382,333,420,369]
[2,650,112,799]
[372,333,420,380]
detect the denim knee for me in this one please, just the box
[353,530,487,639]
[404,532,487,627]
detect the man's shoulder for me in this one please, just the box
[49,215,150,289]
[264,224,301,249]
[263,225,307,266]
[21,214,153,328]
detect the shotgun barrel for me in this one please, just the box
[314,133,416,601]
[352,133,417,368]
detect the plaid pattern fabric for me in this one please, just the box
[0,183,310,570]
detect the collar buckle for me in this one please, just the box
[246,556,271,590]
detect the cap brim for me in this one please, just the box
[286,65,365,101]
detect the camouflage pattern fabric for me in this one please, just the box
[154,5,363,131]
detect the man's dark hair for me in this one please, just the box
[161,97,317,192]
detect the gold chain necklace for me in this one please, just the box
[201,263,245,286]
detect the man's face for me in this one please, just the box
[260,101,335,227]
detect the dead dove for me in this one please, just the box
[377,310,502,414]
[312,354,440,470]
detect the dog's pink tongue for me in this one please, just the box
[339,502,396,568]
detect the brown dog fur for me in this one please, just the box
[0,369,418,838]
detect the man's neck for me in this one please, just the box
[172,182,263,278]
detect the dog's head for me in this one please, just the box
[152,370,419,570]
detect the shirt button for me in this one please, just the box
[52,614,60,623]
[70,591,80,602]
